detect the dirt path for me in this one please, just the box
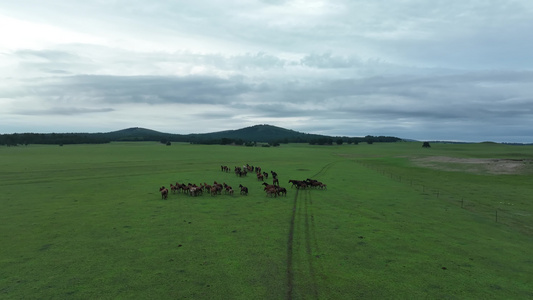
[411,156,532,175]
[286,162,336,299]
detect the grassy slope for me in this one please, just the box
[0,142,532,299]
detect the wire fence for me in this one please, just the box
[356,160,532,236]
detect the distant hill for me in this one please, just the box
[185,124,330,143]
[99,124,335,144]
[0,124,402,145]
[102,127,169,141]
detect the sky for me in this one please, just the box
[1,0,532,142]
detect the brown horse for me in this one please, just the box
[276,186,287,196]
[265,187,277,197]
[224,183,233,194]
[289,179,303,188]
[189,185,203,196]
[170,183,178,194]
[239,184,248,195]
[297,182,308,189]
[262,182,276,190]
[159,186,169,199]
[210,186,219,196]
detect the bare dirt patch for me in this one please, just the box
[411,156,532,175]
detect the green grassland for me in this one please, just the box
[1,142,532,299]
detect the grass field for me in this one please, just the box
[1,142,532,299]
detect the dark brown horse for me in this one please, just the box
[160,186,169,199]
[262,182,276,190]
[210,186,218,196]
[224,183,233,194]
[265,187,277,197]
[276,186,287,196]
[239,184,248,195]
[257,173,264,181]
[170,183,178,193]
[289,179,303,188]
[227,188,234,196]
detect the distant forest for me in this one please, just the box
[0,125,402,146]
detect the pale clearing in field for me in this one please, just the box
[411,156,532,175]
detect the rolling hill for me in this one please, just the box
[184,124,330,143]
[1,124,401,145]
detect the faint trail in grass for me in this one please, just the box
[0,169,172,186]
[303,189,319,299]
[308,193,320,256]
[309,160,339,179]
[307,189,324,286]
[286,188,298,300]
[285,161,339,299]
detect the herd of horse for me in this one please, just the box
[158,164,326,199]
[159,181,246,199]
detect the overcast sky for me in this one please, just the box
[1,1,532,142]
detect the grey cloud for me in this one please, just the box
[13,49,83,62]
[11,46,290,76]
[368,2,533,68]
[300,53,361,69]
[186,52,287,70]
[191,112,231,119]
[15,107,114,116]
[6,48,95,77]
[24,75,253,105]
[237,103,307,118]
[259,0,289,5]
[43,69,72,74]
[243,70,533,124]
[10,69,533,125]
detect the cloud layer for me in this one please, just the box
[1,0,532,142]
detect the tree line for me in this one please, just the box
[1,132,401,146]
[0,133,110,146]
[308,135,401,145]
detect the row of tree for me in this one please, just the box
[0,132,401,146]
[309,135,401,145]
[0,133,110,146]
